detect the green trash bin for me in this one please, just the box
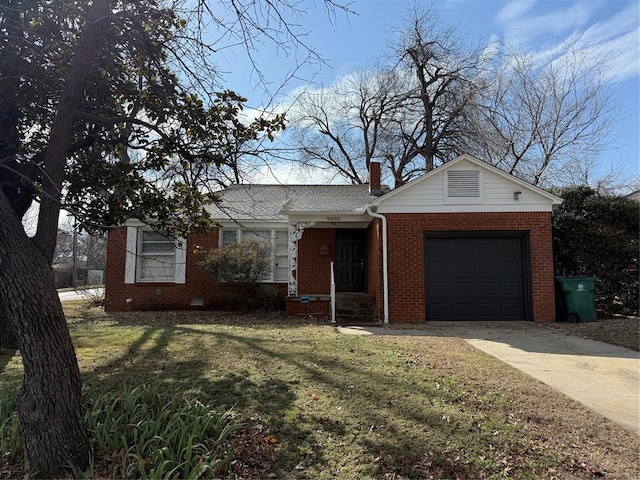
[555,276,597,323]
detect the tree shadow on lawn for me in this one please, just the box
[77,320,503,478]
[81,324,309,474]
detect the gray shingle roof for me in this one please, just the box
[207,184,381,221]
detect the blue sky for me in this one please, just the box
[213,0,639,187]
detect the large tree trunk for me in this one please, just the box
[0,192,89,477]
[0,313,18,350]
[0,7,24,352]
[0,1,111,474]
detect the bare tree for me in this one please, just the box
[289,66,400,184]
[288,7,487,187]
[465,45,618,186]
[384,7,486,184]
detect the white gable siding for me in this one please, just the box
[376,159,557,213]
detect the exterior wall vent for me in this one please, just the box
[447,170,480,198]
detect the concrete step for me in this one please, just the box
[335,293,377,324]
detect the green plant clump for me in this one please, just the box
[199,238,283,311]
[0,385,240,479]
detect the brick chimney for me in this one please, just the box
[368,161,382,196]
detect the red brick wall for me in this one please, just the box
[296,228,335,295]
[106,214,555,322]
[105,227,287,311]
[385,212,555,324]
[285,299,330,317]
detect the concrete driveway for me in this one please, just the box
[337,321,640,435]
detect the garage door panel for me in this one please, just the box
[500,261,522,275]
[501,282,522,296]
[453,281,473,295]
[477,282,497,295]
[452,261,474,274]
[424,234,529,321]
[500,241,521,255]
[501,304,524,319]
[427,283,451,296]
[453,304,477,318]
[428,239,453,256]
[476,261,498,275]
[428,266,451,276]
[477,304,499,318]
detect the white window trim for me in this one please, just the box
[444,169,484,204]
[124,224,186,284]
[219,227,288,283]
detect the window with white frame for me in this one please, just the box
[220,228,288,282]
[124,225,186,284]
[137,230,176,282]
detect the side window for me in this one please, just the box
[219,228,289,282]
[243,230,270,242]
[221,230,237,247]
[124,226,186,284]
[138,231,175,282]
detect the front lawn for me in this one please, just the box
[1,302,638,479]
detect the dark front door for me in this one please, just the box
[335,229,365,292]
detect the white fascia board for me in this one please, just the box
[375,203,555,214]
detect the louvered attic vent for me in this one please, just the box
[447,170,480,197]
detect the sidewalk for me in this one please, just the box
[337,321,640,434]
[58,287,104,302]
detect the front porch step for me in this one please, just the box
[335,293,378,325]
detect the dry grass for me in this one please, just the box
[1,302,639,479]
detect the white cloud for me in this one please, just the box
[575,4,640,82]
[584,29,640,82]
[496,1,592,46]
[496,0,536,24]
[580,3,638,45]
[494,0,639,83]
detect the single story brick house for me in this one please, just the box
[105,154,562,323]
